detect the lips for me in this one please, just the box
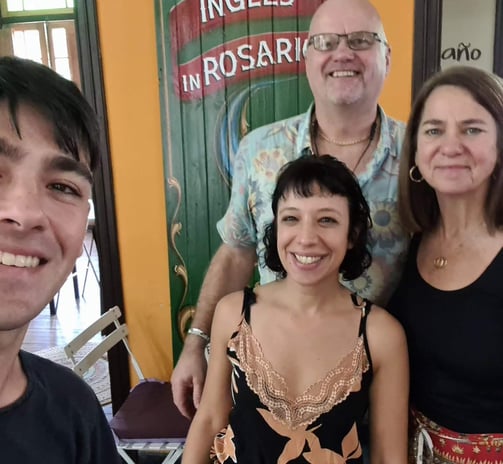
[437,165,467,169]
[435,165,469,174]
[0,251,41,268]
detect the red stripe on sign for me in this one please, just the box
[169,0,323,52]
[172,32,309,101]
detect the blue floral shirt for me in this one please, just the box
[217,105,409,306]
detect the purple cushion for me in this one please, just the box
[109,380,191,441]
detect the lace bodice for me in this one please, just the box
[229,318,370,429]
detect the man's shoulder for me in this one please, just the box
[380,111,406,155]
[2,352,118,464]
[21,350,98,403]
[240,111,309,147]
[382,112,406,136]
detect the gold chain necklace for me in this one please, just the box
[317,129,370,146]
[312,111,379,172]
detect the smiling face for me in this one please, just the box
[305,0,389,110]
[276,187,351,287]
[416,85,498,200]
[0,102,92,331]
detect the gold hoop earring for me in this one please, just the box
[409,165,423,183]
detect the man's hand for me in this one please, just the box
[171,243,256,418]
[171,337,208,418]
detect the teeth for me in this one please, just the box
[294,254,322,265]
[331,70,357,77]
[0,251,40,268]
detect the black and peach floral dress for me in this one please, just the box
[211,287,373,464]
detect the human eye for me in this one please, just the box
[46,156,92,200]
[319,216,338,225]
[281,215,298,223]
[424,127,441,136]
[465,127,483,135]
[48,181,82,197]
[348,32,374,49]
[349,37,366,47]
[314,34,336,51]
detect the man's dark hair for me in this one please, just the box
[0,56,100,173]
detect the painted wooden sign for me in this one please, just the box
[156,0,322,356]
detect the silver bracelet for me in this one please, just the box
[187,327,210,343]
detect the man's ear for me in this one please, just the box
[385,45,391,77]
[302,39,309,59]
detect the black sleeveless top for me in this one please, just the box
[211,287,373,463]
[388,235,503,433]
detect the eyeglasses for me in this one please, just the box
[307,31,387,52]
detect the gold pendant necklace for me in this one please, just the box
[433,256,447,269]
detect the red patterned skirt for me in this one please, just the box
[410,409,503,464]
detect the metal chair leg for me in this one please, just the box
[117,447,137,464]
[49,298,57,315]
[82,228,99,298]
[161,445,184,464]
[48,264,79,315]
[71,264,79,301]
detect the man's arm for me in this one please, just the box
[171,243,256,418]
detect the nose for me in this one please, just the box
[331,37,355,60]
[440,131,463,157]
[297,221,317,245]
[0,180,47,231]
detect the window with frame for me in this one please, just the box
[0,0,79,86]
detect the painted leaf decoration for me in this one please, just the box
[341,423,362,459]
[214,425,237,463]
[278,437,310,464]
[303,448,346,464]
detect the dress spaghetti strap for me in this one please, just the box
[242,287,256,324]
[351,293,374,372]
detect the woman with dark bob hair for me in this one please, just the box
[263,155,372,281]
[388,66,503,463]
[183,155,408,464]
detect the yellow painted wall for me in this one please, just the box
[96,2,173,382]
[376,0,415,121]
[95,0,414,383]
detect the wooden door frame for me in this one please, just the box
[494,0,503,76]
[75,0,130,412]
[412,0,442,99]
[413,0,503,99]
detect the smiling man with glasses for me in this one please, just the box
[172,0,410,442]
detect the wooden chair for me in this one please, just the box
[63,306,191,464]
